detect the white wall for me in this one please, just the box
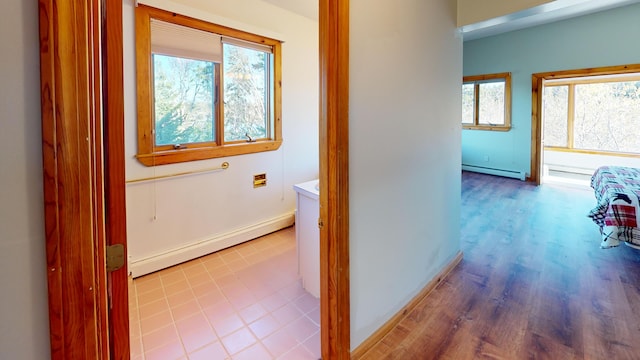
[349,0,462,349]
[0,0,50,358]
[124,0,319,275]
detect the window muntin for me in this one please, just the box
[462,73,511,131]
[543,75,640,155]
[135,5,282,166]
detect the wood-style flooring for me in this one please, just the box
[362,171,640,359]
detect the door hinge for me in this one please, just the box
[106,244,125,272]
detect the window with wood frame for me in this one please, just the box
[462,72,511,131]
[543,73,640,155]
[135,5,282,166]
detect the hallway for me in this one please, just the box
[362,172,640,359]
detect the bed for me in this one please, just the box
[588,166,640,249]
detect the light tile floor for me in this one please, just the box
[129,226,321,360]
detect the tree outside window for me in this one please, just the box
[543,76,640,154]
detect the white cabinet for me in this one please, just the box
[293,180,320,298]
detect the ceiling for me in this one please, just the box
[261,0,318,20]
[259,0,640,41]
[460,0,640,41]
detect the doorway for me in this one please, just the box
[531,64,640,186]
[541,72,640,186]
[39,0,350,359]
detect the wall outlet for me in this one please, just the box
[253,173,267,188]
[483,155,489,162]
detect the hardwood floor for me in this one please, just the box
[361,171,640,359]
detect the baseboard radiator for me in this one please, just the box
[462,164,526,181]
[129,213,295,278]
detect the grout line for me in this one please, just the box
[160,271,186,333]
[171,265,227,358]
[129,277,146,359]
[134,227,315,360]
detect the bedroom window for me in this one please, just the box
[543,74,640,155]
[462,72,512,131]
[135,5,282,166]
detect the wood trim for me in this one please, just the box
[102,0,130,358]
[534,63,640,81]
[473,83,480,125]
[91,0,108,356]
[135,6,153,156]
[319,0,350,358]
[504,72,512,129]
[463,72,512,131]
[215,62,224,146]
[39,1,63,353]
[544,73,640,86]
[134,4,283,166]
[135,141,283,166]
[462,125,511,132]
[463,72,511,82]
[139,5,283,46]
[544,146,640,158]
[530,75,543,184]
[39,0,106,358]
[272,40,283,147]
[350,252,464,359]
[531,63,640,185]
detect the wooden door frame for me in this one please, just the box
[41,0,350,358]
[102,0,129,357]
[39,0,129,358]
[320,0,351,358]
[531,63,640,185]
[39,0,109,358]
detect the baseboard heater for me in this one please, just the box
[462,164,526,181]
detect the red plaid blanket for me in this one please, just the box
[588,166,640,248]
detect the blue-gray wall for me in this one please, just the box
[462,3,640,176]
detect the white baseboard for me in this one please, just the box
[129,212,295,278]
[462,164,526,181]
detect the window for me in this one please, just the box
[462,72,511,131]
[135,5,282,166]
[543,74,640,155]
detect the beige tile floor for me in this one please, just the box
[129,226,321,360]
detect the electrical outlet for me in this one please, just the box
[483,155,489,162]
